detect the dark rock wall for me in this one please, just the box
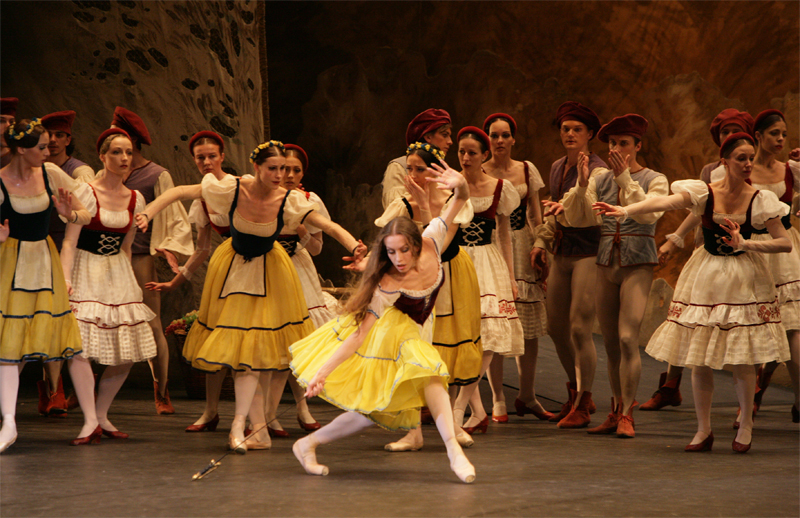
[265,1,799,286]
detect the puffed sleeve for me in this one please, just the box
[72,164,96,184]
[442,195,474,228]
[525,161,545,192]
[561,168,604,227]
[282,189,320,231]
[134,191,146,214]
[44,162,80,194]
[188,199,210,229]
[150,171,194,258]
[200,173,237,215]
[422,217,449,257]
[616,170,669,224]
[375,197,411,228]
[671,180,709,217]
[709,164,726,183]
[751,189,790,230]
[72,183,97,218]
[304,192,330,234]
[789,161,800,191]
[495,179,521,216]
[381,160,408,209]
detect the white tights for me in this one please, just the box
[0,362,21,444]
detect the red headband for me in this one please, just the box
[97,128,131,154]
[405,108,451,146]
[597,114,648,143]
[555,101,601,138]
[41,110,77,135]
[719,132,754,159]
[1,97,19,117]
[709,109,754,146]
[189,130,224,155]
[457,126,491,152]
[753,109,785,135]
[284,144,309,172]
[483,113,517,136]
[111,106,152,146]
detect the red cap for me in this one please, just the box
[457,126,491,152]
[753,109,785,135]
[284,144,309,172]
[41,110,77,134]
[719,132,754,159]
[405,109,451,146]
[111,106,152,146]
[709,109,754,146]
[96,128,131,154]
[597,114,648,143]
[1,98,18,117]
[188,130,224,155]
[483,113,517,136]
[554,101,601,138]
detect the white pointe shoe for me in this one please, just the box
[450,454,476,484]
[293,436,329,476]
[455,431,474,448]
[384,437,424,452]
[228,415,247,455]
[0,434,17,454]
[244,423,271,450]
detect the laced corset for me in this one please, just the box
[76,186,137,256]
[458,180,503,247]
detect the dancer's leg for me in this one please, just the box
[689,366,714,445]
[515,337,544,408]
[231,369,260,451]
[786,330,800,409]
[288,376,316,424]
[193,369,226,425]
[0,363,21,447]
[595,267,622,404]
[616,267,652,413]
[569,257,598,399]
[547,256,577,383]
[732,364,756,445]
[68,357,99,438]
[132,255,171,406]
[486,354,506,417]
[426,378,475,483]
[295,411,374,476]
[459,351,493,428]
[44,360,62,393]
[95,363,133,432]
[266,370,290,431]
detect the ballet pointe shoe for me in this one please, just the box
[153,380,175,415]
[297,415,321,432]
[185,414,220,433]
[587,399,619,435]
[244,423,271,450]
[549,382,576,422]
[462,416,489,435]
[491,401,508,423]
[684,432,713,452]
[70,425,102,446]
[455,431,474,448]
[514,398,555,421]
[228,415,247,455]
[450,454,476,484]
[385,431,423,452]
[558,390,592,429]
[616,403,636,439]
[293,434,329,476]
[640,372,682,411]
[0,433,17,453]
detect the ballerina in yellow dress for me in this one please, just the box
[290,163,476,483]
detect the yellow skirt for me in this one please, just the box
[290,306,450,431]
[432,249,482,385]
[183,239,315,372]
[0,237,82,362]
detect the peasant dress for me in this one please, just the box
[68,185,157,364]
[290,218,453,431]
[645,180,790,368]
[750,161,800,331]
[0,164,82,362]
[182,175,317,372]
[276,190,335,329]
[376,195,482,386]
[459,179,524,356]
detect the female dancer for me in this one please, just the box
[0,118,90,452]
[559,115,668,437]
[594,133,791,452]
[289,164,476,483]
[482,113,551,421]
[644,109,754,411]
[451,127,523,434]
[61,128,157,444]
[376,142,482,450]
[748,109,799,422]
[137,140,365,453]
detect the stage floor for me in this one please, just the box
[2,335,798,518]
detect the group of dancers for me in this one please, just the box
[0,95,797,483]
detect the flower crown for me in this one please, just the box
[406,142,445,161]
[249,140,285,163]
[8,118,41,141]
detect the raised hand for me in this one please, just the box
[719,217,742,249]
[577,152,591,187]
[542,200,564,217]
[134,213,150,232]
[52,187,74,220]
[427,161,467,192]
[608,149,631,176]
[0,219,8,243]
[592,201,625,218]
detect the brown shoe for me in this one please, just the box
[587,399,619,435]
[45,377,68,418]
[549,382,576,422]
[154,380,175,415]
[616,403,636,438]
[640,372,682,411]
[558,391,592,428]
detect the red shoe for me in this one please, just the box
[45,385,68,418]
[514,398,555,421]
[101,429,130,439]
[616,403,636,439]
[185,414,220,433]
[684,432,713,452]
[491,402,508,423]
[37,380,49,416]
[558,390,592,429]
[297,415,321,432]
[732,437,751,453]
[69,425,102,446]
[587,399,619,435]
[268,426,290,438]
[640,372,682,411]
[463,416,489,435]
[549,382,576,422]
[154,381,175,415]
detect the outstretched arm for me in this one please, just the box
[593,192,693,219]
[303,211,367,264]
[721,217,791,254]
[135,184,203,232]
[146,224,212,292]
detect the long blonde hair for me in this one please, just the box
[344,216,422,323]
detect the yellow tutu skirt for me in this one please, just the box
[432,249,482,385]
[0,237,82,362]
[183,239,315,372]
[290,306,450,431]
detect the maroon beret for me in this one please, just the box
[188,130,224,155]
[709,109,754,146]
[719,132,754,159]
[284,144,309,172]
[41,110,77,134]
[597,114,648,143]
[1,98,18,117]
[457,126,491,152]
[554,101,602,138]
[405,109,451,146]
[111,106,152,146]
[753,109,785,135]
[483,113,517,136]
[96,128,131,155]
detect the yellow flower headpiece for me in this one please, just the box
[406,142,445,162]
[8,117,41,141]
[249,140,285,163]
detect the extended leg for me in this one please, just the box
[95,363,133,432]
[0,362,21,451]
[294,411,374,476]
[426,378,475,483]
[191,369,226,426]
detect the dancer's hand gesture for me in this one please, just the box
[658,240,676,266]
[52,188,74,220]
[720,218,743,249]
[592,201,625,218]
[343,240,368,271]
[542,200,564,217]
[134,212,150,232]
[608,149,631,177]
[404,174,430,213]
[427,161,467,192]
[577,152,591,187]
[305,372,326,398]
